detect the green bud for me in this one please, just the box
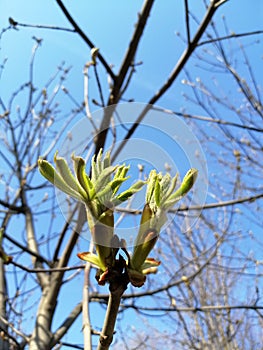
[115,180,146,203]
[163,168,198,209]
[160,173,178,206]
[102,150,111,169]
[54,152,81,193]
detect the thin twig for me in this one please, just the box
[0,315,29,342]
[198,29,263,47]
[123,303,263,313]
[11,20,75,32]
[93,64,105,107]
[114,192,263,215]
[150,106,263,132]
[11,260,85,273]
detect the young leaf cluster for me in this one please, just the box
[38,149,198,288]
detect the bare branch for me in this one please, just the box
[122,303,263,313]
[10,19,75,33]
[184,0,191,44]
[97,288,125,350]
[25,209,49,288]
[151,106,263,133]
[112,0,228,161]
[198,29,263,47]
[3,230,50,266]
[114,192,263,216]
[51,303,82,346]
[94,0,155,155]
[0,314,30,343]
[0,199,25,213]
[11,260,84,273]
[55,0,115,81]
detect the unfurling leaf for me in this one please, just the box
[115,180,146,203]
[72,154,93,199]
[163,168,198,209]
[38,159,84,202]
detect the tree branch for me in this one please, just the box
[184,0,191,44]
[10,260,84,273]
[55,0,115,81]
[25,209,49,288]
[0,199,25,213]
[3,231,50,266]
[198,29,263,47]
[94,0,155,155]
[151,106,263,133]
[122,303,263,313]
[97,288,125,350]
[51,302,82,346]
[11,19,75,33]
[114,192,263,216]
[112,0,228,161]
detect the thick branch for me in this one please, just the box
[51,303,82,346]
[97,289,125,350]
[115,0,155,96]
[29,206,86,349]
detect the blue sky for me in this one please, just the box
[1,0,263,348]
[1,0,262,105]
